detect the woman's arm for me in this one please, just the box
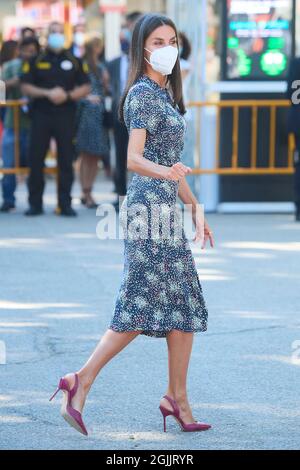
[101,66,111,96]
[127,128,192,181]
[178,176,214,247]
[178,176,201,224]
[178,175,198,209]
[21,83,51,99]
[128,128,214,247]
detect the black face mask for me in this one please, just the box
[120,39,130,55]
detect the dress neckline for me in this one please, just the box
[135,74,177,108]
[140,74,169,92]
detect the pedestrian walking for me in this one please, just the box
[49,13,214,435]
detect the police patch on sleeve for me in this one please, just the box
[82,61,90,74]
[22,61,30,73]
[61,60,73,71]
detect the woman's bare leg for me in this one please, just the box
[79,152,99,204]
[160,330,196,423]
[78,153,86,190]
[63,329,141,412]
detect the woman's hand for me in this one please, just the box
[163,162,192,181]
[193,215,214,249]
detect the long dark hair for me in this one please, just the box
[84,36,103,79]
[0,40,19,66]
[178,31,192,61]
[118,13,186,123]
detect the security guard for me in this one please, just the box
[20,21,91,216]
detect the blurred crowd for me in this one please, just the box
[0,11,195,217]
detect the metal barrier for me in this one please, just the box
[186,99,295,175]
[0,99,295,178]
[0,99,57,176]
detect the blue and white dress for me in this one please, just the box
[109,74,208,338]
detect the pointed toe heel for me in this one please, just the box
[159,404,173,432]
[49,373,88,436]
[159,395,211,433]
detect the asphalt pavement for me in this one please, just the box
[0,174,300,450]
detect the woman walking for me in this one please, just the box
[75,36,111,208]
[50,13,214,435]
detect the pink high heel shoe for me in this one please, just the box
[49,373,88,436]
[159,395,211,432]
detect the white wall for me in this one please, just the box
[0,0,17,33]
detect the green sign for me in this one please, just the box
[260,50,287,76]
[268,37,285,50]
[228,37,239,49]
[226,0,294,80]
[237,50,252,76]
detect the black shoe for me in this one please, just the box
[24,206,44,216]
[57,206,77,217]
[0,202,16,212]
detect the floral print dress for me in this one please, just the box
[108,74,208,338]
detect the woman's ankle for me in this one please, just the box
[83,187,92,194]
[165,390,188,403]
[77,371,93,392]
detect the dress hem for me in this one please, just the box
[108,324,207,338]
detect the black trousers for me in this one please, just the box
[113,119,129,197]
[293,135,300,212]
[27,109,76,209]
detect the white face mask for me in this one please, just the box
[74,32,85,47]
[144,45,178,76]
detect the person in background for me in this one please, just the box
[0,40,20,111]
[178,31,196,196]
[0,40,19,69]
[0,37,40,213]
[69,24,86,59]
[21,27,37,40]
[75,36,111,209]
[0,41,20,144]
[106,11,142,211]
[287,56,300,222]
[20,21,91,217]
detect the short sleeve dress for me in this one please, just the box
[108,74,208,338]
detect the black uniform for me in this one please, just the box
[20,48,90,211]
